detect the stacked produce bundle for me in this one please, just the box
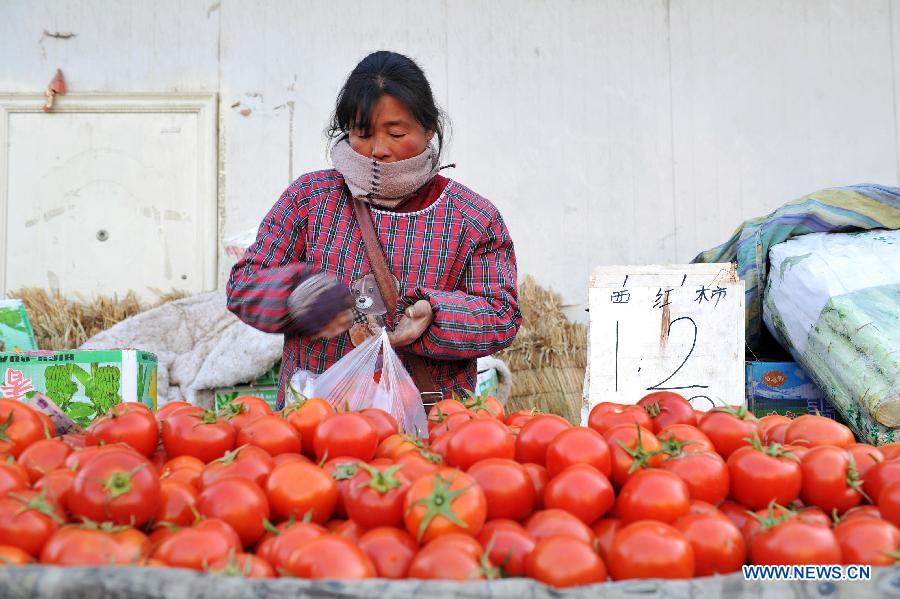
[763,230,900,444]
[2,390,899,588]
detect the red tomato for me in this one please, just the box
[846,443,883,478]
[759,414,793,440]
[0,489,63,556]
[727,443,802,510]
[255,520,327,569]
[617,469,690,524]
[395,448,442,482]
[0,544,32,565]
[638,391,697,433]
[17,439,73,483]
[282,398,334,457]
[833,517,900,566]
[360,408,400,443]
[879,481,900,528]
[526,535,607,587]
[427,399,468,432]
[591,518,621,563]
[750,520,841,565]
[425,532,484,559]
[524,509,595,545]
[155,401,194,423]
[608,521,695,580]
[467,458,535,521]
[428,411,475,445]
[86,402,158,457]
[674,512,745,576]
[462,393,505,420]
[282,535,375,579]
[199,445,274,490]
[272,452,310,466]
[800,446,867,514]
[333,518,365,543]
[266,461,337,524]
[718,500,754,532]
[408,541,487,580]
[476,519,535,577]
[345,463,411,530]
[322,457,364,519]
[522,463,549,510]
[375,434,418,460]
[698,406,761,459]
[505,409,539,428]
[68,449,160,526]
[33,468,75,508]
[40,525,149,565]
[403,468,487,544]
[841,504,882,522]
[543,464,615,524]
[863,458,900,502]
[358,526,418,579]
[155,479,198,528]
[162,410,235,463]
[545,426,611,478]
[236,415,302,456]
[0,399,45,457]
[588,403,652,435]
[151,518,242,570]
[765,421,791,445]
[197,478,269,547]
[660,451,729,505]
[602,424,663,487]
[784,415,854,448]
[514,414,572,466]
[207,551,274,578]
[446,418,515,470]
[657,424,716,454]
[219,396,272,434]
[0,459,29,496]
[313,413,377,462]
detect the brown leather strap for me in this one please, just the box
[350,198,441,402]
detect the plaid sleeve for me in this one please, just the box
[225,184,314,334]
[403,212,522,360]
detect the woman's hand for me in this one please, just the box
[388,300,433,347]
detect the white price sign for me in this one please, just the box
[585,264,745,420]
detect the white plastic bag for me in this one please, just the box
[288,329,428,437]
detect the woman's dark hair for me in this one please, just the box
[328,51,447,156]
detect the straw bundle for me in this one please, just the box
[497,275,588,423]
[9,287,188,350]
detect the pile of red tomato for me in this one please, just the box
[1,391,899,588]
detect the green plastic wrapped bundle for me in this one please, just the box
[764,230,900,444]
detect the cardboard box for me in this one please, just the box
[745,361,834,419]
[214,385,279,413]
[0,300,37,352]
[0,350,157,428]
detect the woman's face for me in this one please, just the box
[349,94,433,163]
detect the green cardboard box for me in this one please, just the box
[0,349,157,428]
[0,300,37,352]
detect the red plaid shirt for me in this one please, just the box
[226,169,521,407]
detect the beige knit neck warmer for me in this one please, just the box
[330,134,441,209]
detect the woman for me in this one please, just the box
[227,51,521,409]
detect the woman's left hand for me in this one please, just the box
[388,300,434,347]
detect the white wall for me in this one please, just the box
[2,0,899,320]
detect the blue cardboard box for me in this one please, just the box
[745,361,834,419]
